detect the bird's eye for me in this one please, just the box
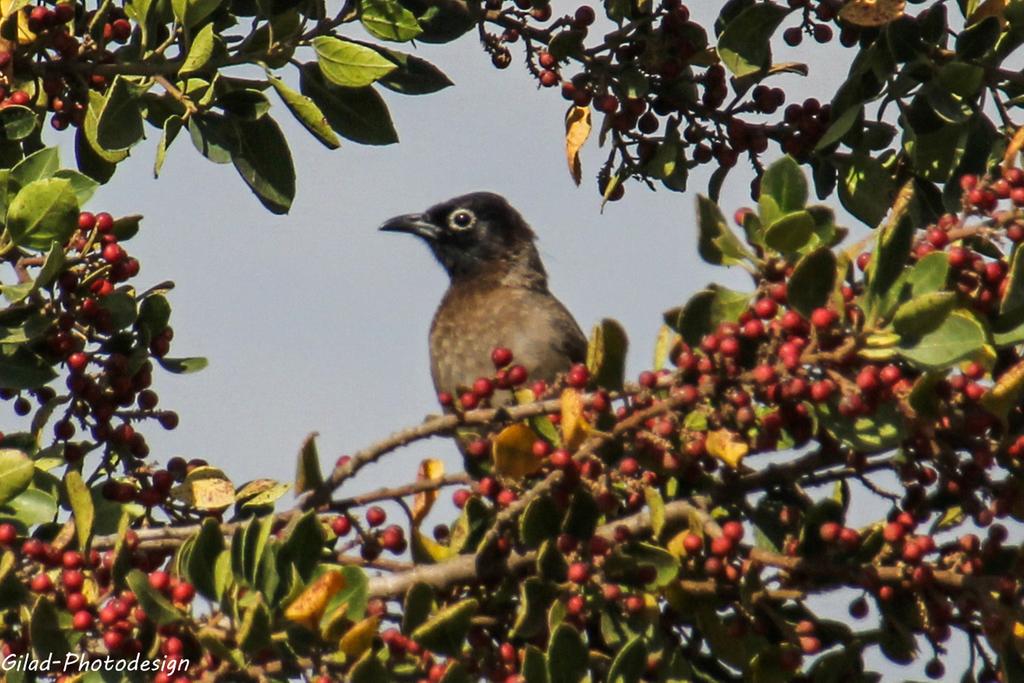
[448,209,476,231]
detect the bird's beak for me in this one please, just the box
[379,213,441,241]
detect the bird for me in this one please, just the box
[380,192,587,402]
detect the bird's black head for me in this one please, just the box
[380,192,544,282]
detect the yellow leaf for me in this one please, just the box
[0,0,35,45]
[170,466,235,511]
[492,423,543,478]
[564,105,591,186]
[339,616,379,658]
[982,358,1024,422]
[1005,126,1024,169]
[970,0,1006,26]
[412,458,444,526]
[838,0,905,27]
[705,429,748,469]
[284,570,346,629]
[561,388,590,452]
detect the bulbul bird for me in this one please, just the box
[380,192,587,400]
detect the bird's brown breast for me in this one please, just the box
[429,279,586,395]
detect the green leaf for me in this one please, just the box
[520,494,560,549]
[299,64,398,145]
[511,577,555,640]
[96,76,145,151]
[697,194,753,266]
[562,489,598,541]
[0,105,37,140]
[294,433,324,495]
[717,2,789,77]
[0,450,32,505]
[313,37,397,88]
[268,74,340,150]
[188,114,235,164]
[0,487,57,528]
[788,247,837,318]
[180,22,216,74]
[81,91,129,169]
[411,598,478,657]
[65,470,94,551]
[815,104,862,151]
[126,569,183,625]
[905,251,950,299]
[839,154,895,226]
[608,635,647,683]
[816,401,904,453]
[957,15,1000,58]
[378,51,453,95]
[52,170,100,205]
[229,115,295,214]
[238,598,272,653]
[1001,245,1024,315]
[30,596,71,660]
[351,650,389,683]
[760,155,807,213]
[215,89,270,121]
[360,0,422,42]
[401,582,434,635]
[6,178,78,251]
[186,517,225,600]
[764,210,815,253]
[547,623,588,683]
[34,242,66,290]
[138,293,171,335]
[865,216,915,322]
[0,346,57,389]
[898,310,987,369]
[586,318,628,391]
[892,292,957,337]
[523,644,549,683]
[12,146,59,185]
[171,0,222,27]
[645,487,665,539]
[670,285,750,347]
[154,115,183,178]
[274,510,325,586]
[157,356,208,374]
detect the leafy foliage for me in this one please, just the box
[1,2,1024,683]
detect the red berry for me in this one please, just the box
[753,298,778,319]
[926,228,948,248]
[507,364,528,385]
[170,582,195,604]
[567,562,590,584]
[95,212,114,233]
[0,523,15,545]
[72,610,94,631]
[810,307,836,329]
[818,521,841,543]
[331,515,352,536]
[722,521,744,543]
[491,347,513,368]
[710,536,733,556]
[809,380,835,403]
[78,211,96,231]
[472,377,494,399]
[682,533,703,554]
[30,573,53,593]
[567,364,589,388]
[365,506,386,527]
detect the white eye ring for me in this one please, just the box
[448,209,476,231]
